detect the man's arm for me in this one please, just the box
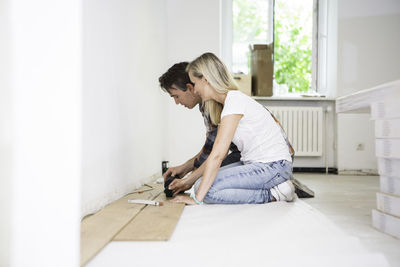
[167,130,217,194]
[163,131,209,180]
[168,162,205,196]
[163,150,201,180]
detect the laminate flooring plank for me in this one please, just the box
[113,193,185,241]
[81,183,163,266]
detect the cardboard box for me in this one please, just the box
[232,73,251,96]
[250,44,273,96]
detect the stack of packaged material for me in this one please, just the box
[371,99,400,238]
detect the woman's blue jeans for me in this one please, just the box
[194,160,293,204]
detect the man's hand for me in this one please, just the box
[168,178,194,196]
[163,164,190,181]
[170,195,196,205]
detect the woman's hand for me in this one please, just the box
[170,195,196,205]
[169,178,194,196]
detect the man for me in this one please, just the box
[158,62,241,196]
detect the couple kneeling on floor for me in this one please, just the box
[159,53,295,205]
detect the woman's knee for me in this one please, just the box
[202,189,224,204]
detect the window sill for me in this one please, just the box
[252,95,335,101]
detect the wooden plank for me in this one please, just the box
[80,184,164,266]
[113,193,185,241]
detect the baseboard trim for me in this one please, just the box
[293,167,338,174]
[81,171,162,219]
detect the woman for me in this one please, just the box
[171,52,295,205]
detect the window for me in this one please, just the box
[221,0,327,95]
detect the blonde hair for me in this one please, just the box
[186,53,239,125]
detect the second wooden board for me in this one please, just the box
[114,194,185,241]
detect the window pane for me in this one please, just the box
[275,0,313,93]
[232,0,272,74]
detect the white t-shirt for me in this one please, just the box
[220,90,292,163]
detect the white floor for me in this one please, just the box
[297,173,400,266]
[87,174,400,267]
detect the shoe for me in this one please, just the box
[292,177,315,198]
[270,180,295,202]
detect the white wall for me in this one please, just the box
[81,0,168,216]
[6,0,82,266]
[337,114,377,171]
[165,0,221,166]
[2,1,171,265]
[0,1,12,266]
[337,0,400,95]
[336,0,400,172]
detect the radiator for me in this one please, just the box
[268,106,324,156]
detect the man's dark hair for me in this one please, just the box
[159,62,193,93]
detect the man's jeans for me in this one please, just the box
[194,160,292,204]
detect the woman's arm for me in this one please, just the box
[171,114,242,204]
[194,114,242,202]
